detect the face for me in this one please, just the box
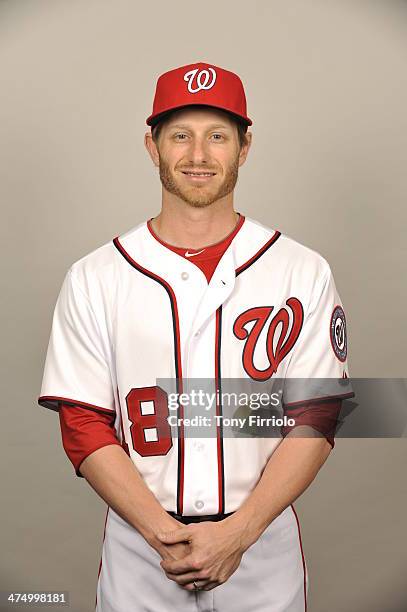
[145,108,251,208]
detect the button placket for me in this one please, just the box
[175,261,231,515]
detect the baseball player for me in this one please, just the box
[38,62,354,611]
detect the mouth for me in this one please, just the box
[181,170,217,181]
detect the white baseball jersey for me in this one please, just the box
[38,215,354,611]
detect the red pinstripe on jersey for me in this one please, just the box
[291,504,308,611]
[95,507,110,610]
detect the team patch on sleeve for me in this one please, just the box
[330,305,347,362]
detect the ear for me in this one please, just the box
[145,131,160,167]
[238,131,252,167]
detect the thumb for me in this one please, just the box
[156,527,191,544]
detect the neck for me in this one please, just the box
[150,192,239,249]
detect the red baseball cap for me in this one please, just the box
[146,62,252,127]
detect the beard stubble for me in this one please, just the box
[158,154,240,209]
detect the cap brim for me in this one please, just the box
[146,103,252,127]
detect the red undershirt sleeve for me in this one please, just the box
[281,398,343,449]
[59,403,121,478]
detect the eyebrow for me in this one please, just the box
[167,123,231,131]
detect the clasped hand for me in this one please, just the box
[156,519,247,591]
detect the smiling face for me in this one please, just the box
[145,107,251,208]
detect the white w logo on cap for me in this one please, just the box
[184,68,217,94]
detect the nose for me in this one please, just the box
[187,137,209,166]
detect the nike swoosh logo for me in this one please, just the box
[185,249,205,257]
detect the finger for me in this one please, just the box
[160,555,197,574]
[177,581,197,591]
[164,570,207,586]
[156,527,191,545]
[181,579,212,591]
[184,579,220,592]
[159,541,191,561]
[182,581,209,591]
[201,581,219,591]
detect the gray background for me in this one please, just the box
[1,1,406,610]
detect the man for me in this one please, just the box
[38,62,354,611]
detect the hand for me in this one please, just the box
[149,518,191,563]
[156,518,247,591]
[159,540,191,563]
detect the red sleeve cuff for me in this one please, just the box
[59,403,121,478]
[281,398,342,448]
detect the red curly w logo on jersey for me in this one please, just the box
[233,298,304,381]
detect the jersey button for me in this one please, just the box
[181,271,189,280]
[195,500,204,510]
